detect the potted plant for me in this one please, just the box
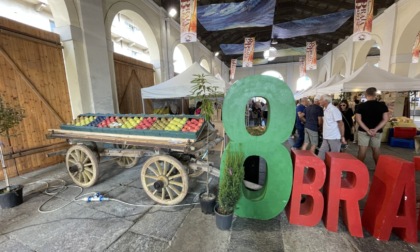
[0,96,25,209]
[190,73,219,214]
[215,146,244,230]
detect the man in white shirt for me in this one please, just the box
[318,95,347,160]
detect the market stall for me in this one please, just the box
[294,74,344,100]
[316,63,420,94]
[140,62,226,113]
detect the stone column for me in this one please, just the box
[77,0,115,113]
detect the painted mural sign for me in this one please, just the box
[222,75,419,243]
[197,0,275,31]
[353,0,374,41]
[305,41,317,70]
[412,31,420,63]
[243,37,255,68]
[180,0,197,43]
[299,57,306,77]
[230,59,237,80]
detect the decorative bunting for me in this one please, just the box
[243,37,255,68]
[272,10,354,39]
[299,57,306,77]
[353,0,374,41]
[180,0,197,43]
[197,0,275,31]
[306,42,317,70]
[412,31,420,63]
[230,59,237,80]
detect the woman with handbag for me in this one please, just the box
[339,100,354,151]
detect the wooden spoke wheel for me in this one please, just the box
[141,155,189,205]
[115,144,140,169]
[66,145,99,187]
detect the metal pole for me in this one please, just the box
[142,98,145,114]
[181,98,184,114]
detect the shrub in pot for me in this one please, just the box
[215,146,244,230]
[0,96,25,209]
[191,74,220,214]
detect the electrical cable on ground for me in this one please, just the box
[21,178,200,214]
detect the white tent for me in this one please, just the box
[141,62,226,99]
[317,63,420,94]
[294,74,344,100]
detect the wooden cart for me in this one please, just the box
[46,126,223,205]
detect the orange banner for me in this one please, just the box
[181,0,197,43]
[353,0,374,41]
[412,31,420,63]
[243,37,255,68]
[299,57,306,77]
[230,59,237,80]
[306,42,317,70]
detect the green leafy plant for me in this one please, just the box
[217,147,244,215]
[0,96,25,190]
[190,74,221,197]
[190,74,220,122]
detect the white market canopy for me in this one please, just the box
[141,62,226,99]
[294,74,344,100]
[317,63,420,94]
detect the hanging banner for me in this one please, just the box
[306,42,317,70]
[299,57,306,77]
[230,59,237,80]
[353,0,374,41]
[243,37,255,68]
[180,0,197,43]
[412,31,420,63]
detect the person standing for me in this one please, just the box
[293,97,308,149]
[355,87,389,164]
[339,100,354,144]
[301,96,324,153]
[318,95,346,160]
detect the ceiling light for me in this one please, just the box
[215,51,220,57]
[169,8,177,17]
[263,47,277,61]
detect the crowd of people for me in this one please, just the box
[292,87,389,165]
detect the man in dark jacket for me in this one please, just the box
[292,97,309,149]
[301,96,323,153]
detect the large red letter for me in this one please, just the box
[362,155,417,243]
[286,150,326,226]
[323,153,369,238]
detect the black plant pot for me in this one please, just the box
[0,185,24,209]
[214,204,233,230]
[199,192,216,214]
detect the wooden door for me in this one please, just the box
[0,17,72,179]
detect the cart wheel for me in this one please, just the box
[141,155,189,205]
[66,145,99,188]
[115,144,139,169]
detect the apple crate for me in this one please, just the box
[61,113,206,139]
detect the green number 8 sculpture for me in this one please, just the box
[221,75,295,220]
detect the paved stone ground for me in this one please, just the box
[0,143,420,252]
